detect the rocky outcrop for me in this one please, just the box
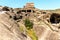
[0,12,31,40]
[0,3,60,40]
[33,19,60,40]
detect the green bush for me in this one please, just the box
[24,19,33,29]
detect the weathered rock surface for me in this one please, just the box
[0,12,26,40]
[33,20,60,40]
[0,3,60,40]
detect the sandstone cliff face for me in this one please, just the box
[0,5,60,40]
[0,12,25,40]
[33,20,60,40]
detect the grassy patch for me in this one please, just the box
[19,26,24,32]
[26,29,38,40]
[24,19,33,30]
[24,19,38,40]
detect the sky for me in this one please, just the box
[0,0,60,10]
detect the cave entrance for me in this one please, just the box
[27,10,31,12]
[50,13,60,23]
[17,11,21,14]
[21,10,26,13]
[19,16,23,19]
[43,12,46,14]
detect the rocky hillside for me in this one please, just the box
[0,3,60,40]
